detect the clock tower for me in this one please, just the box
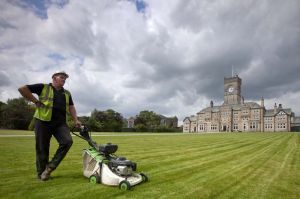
[224,75,242,105]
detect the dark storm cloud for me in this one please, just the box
[1,0,299,122]
[0,71,11,87]
[160,0,300,106]
[0,20,17,30]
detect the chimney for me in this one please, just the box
[210,100,213,108]
[261,96,264,107]
[278,104,282,109]
[274,103,277,114]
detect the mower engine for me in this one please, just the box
[116,166,132,176]
[109,157,137,176]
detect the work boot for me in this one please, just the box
[40,166,53,181]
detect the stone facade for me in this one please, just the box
[126,115,178,128]
[127,117,136,128]
[183,75,298,133]
[159,115,178,128]
[291,116,300,131]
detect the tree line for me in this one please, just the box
[0,98,180,132]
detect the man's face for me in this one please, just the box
[54,75,67,86]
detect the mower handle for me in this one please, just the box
[70,125,99,150]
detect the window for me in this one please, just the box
[199,124,204,131]
[242,117,249,121]
[264,117,273,122]
[254,115,260,120]
[277,123,286,129]
[233,114,239,121]
[243,123,247,130]
[233,123,238,130]
[265,124,273,129]
[250,122,257,130]
[211,124,217,130]
[198,114,204,121]
[242,110,249,114]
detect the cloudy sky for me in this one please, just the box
[1,0,300,124]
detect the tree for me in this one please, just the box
[104,109,123,132]
[89,109,104,131]
[0,101,7,128]
[0,98,34,129]
[134,123,147,132]
[134,110,161,132]
[88,109,123,132]
[87,117,103,132]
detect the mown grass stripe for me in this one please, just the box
[0,131,299,199]
[217,134,296,199]
[146,134,284,173]
[138,132,292,197]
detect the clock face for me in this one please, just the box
[228,87,234,93]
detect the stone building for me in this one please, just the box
[126,115,178,128]
[127,116,136,128]
[159,115,178,128]
[291,116,300,131]
[183,75,299,132]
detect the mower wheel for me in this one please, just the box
[119,180,131,191]
[140,173,149,182]
[89,175,100,184]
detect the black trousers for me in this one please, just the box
[34,119,73,176]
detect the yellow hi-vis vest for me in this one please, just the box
[33,84,70,121]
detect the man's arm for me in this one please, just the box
[69,105,81,127]
[18,86,40,105]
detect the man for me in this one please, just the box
[18,71,81,181]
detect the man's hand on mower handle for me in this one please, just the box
[75,120,82,128]
[34,100,45,108]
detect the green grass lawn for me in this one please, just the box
[0,130,299,199]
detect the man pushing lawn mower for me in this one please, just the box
[71,125,148,190]
[18,71,81,181]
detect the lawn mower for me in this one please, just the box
[71,125,148,190]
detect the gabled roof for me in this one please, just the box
[183,117,191,122]
[265,109,292,117]
[243,102,261,109]
[158,114,178,119]
[275,109,292,116]
[264,110,274,117]
[197,106,221,114]
[185,115,197,122]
